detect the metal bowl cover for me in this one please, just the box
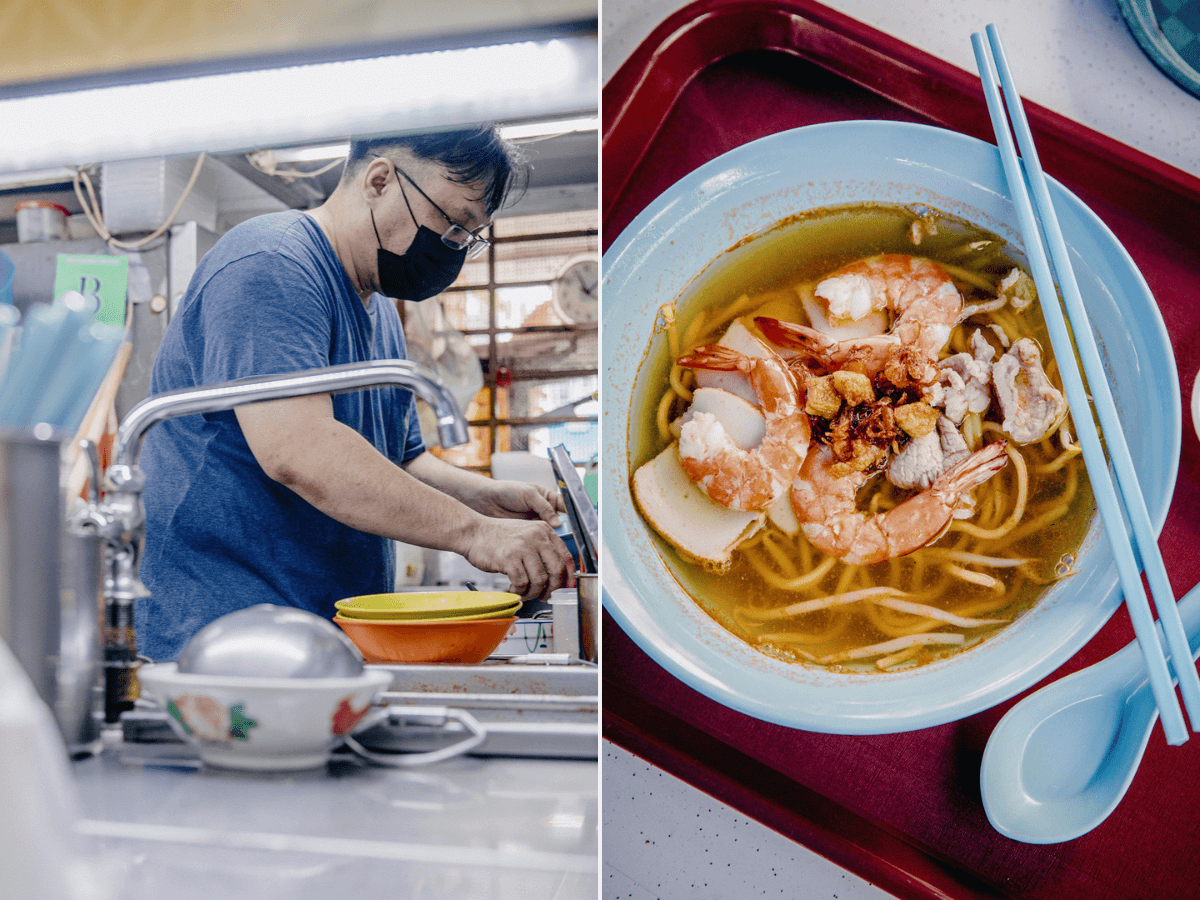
[176,604,365,678]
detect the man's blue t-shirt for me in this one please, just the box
[136,210,426,661]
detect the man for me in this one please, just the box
[136,126,574,661]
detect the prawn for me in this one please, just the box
[756,254,963,385]
[675,344,811,511]
[791,440,1008,565]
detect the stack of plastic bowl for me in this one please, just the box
[332,591,521,664]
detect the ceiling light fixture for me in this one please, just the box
[0,36,596,176]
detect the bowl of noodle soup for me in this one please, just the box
[601,121,1180,734]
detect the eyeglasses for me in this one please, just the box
[384,159,492,260]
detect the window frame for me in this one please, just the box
[430,213,598,473]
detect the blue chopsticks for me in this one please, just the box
[973,25,1200,746]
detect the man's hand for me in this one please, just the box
[400,454,577,598]
[463,517,575,601]
[471,479,566,526]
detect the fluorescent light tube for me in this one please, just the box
[0,36,597,175]
[501,116,598,140]
[268,143,350,164]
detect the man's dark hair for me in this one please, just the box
[345,124,529,216]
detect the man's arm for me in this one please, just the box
[234,394,573,599]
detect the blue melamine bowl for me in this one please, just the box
[601,120,1180,735]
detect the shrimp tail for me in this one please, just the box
[755,317,838,362]
[933,440,1009,501]
[677,344,747,373]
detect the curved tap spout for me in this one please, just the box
[92,359,468,722]
[110,358,468,471]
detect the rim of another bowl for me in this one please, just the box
[336,591,520,615]
[332,603,521,623]
[138,662,392,691]
[332,615,517,628]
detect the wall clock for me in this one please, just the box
[551,255,598,325]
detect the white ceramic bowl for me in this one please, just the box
[138,663,392,770]
[602,121,1181,735]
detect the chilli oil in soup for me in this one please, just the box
[629,203,1095,672]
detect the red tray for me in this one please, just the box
[601,3,1200,898]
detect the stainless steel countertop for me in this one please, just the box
[72,734,597,899]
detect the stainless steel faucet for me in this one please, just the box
[78,359,469,721]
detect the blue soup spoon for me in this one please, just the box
[981,582,1200,843]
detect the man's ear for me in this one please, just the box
[362,157,392,201]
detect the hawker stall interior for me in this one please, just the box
[0,4,598,898]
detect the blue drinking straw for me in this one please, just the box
[31,321,124,430]
[0,294,93,428]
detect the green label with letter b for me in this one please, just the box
[53,254,129,326]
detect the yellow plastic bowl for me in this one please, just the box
[333,615,517,664]
[332,602,520,623]
[335,591,520,620]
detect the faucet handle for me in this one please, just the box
[103,463,146,495]
[68,439,115,535]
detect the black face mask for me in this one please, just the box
[371,207,467,302]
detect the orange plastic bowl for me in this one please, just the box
[332,615,517,664]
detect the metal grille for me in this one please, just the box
[423,209,598,472]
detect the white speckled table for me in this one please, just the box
[601,1,1200,897]
[604,743,893,899]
